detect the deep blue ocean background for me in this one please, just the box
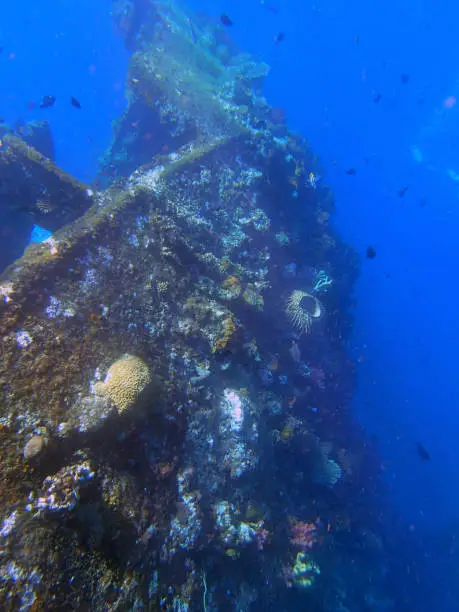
[2,0,458,607]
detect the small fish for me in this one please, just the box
[39,95,56,108]
[416,443,430,461]
[220,14,233,26]
[0,47,3,54]
[274,32,285,44]
[307,171,320,190]
[366,246,376,259]
[419,198,427,208]
[398,186,408,197]
[70,96,81,109]
[354,34,360,44]
[401,73,410,84]
[373,93,382,104]
[0,118,5,124]
[345,168,357,175]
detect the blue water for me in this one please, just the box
[2,0,458,607]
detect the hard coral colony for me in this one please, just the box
[94,354,152,413]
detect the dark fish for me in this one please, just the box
[398,186,408,197]
[366,246,376,259]
[419,198,427,208]
[220,14,233,26]
[274,32,286,44]
[345,168,357,175]
[0,47,3,54]
[416,443,430,461]
[373,93,382,104]
[0,118,4,124]
[401,73,410,84]
[39,95,56,109]
[70,96,81,109]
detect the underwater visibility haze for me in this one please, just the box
[0,0,458,610]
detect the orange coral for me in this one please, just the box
[221,275,241,299]
[213,316,237,352]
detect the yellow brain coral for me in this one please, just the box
[94,354,152,413]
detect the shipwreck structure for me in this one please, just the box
[0,2,395,610]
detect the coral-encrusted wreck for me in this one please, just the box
[0,2,393,610]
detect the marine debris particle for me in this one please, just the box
[94,354,152,413]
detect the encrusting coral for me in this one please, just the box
[94,354,152,413]
[285,289,323,334]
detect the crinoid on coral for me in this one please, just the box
[94,354,152,414]
[285,289,323,334]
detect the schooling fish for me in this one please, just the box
[366,246,376,259]
[398,186,408,197]
[345,168,357,175]
[221,14,233,26]
[70,96,81,109]
[274,32,286,44]
[39,95,56,108]
[401,73,410,84]
[416,443,431,461]
[373,93,382,103]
